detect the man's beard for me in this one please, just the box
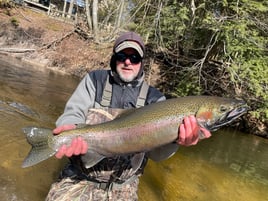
[117,71,136,83]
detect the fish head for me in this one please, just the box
[195,97,250,131]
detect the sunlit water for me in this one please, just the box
[0,55,267,201]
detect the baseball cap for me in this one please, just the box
[113,32,145,58]
[115,41,143,57]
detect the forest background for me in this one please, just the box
[0,0,267,137]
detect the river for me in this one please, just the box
[0,55,267,201]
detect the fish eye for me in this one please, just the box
[220,105,228,112]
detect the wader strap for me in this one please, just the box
[100,75,149,108]
[136,82,149,108]
[100,77,113,107]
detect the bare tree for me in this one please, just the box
[92,0,99,40]
[85,0,92,30]
[115,0,125,29]
[67,0,75,18]
[62,0,67,17]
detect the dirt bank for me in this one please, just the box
[0,5,162,85]
[0,6,113,77]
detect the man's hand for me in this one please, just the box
[53,124,76,134]
[55,137,88,159]
[177,115,211,146]
[53,124,88,159]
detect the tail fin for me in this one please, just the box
[22,127,56,168]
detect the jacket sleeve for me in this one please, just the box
[56,73,96,127]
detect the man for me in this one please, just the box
[46,32,211,201]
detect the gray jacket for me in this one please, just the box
[56,70,165,125]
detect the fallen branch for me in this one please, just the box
[40,29,75,50]
[0,48,36,53]
[74,26,94,40]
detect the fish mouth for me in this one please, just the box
[207,104,250,131]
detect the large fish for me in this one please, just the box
[22,96,249,168]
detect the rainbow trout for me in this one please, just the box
[22,96,248,168]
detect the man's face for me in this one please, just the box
[115,48,142,82]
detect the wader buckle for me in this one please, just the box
[97,182,113,191]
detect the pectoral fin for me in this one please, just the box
[130,152,145,172]
[148,143,178,162]
[81,150,105,168]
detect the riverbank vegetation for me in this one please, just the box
[0,0,267,137]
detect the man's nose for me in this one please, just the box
[124,58,132,65]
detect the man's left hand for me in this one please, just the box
[55,137,88,159]
[177,115,211,146]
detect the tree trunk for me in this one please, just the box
[67,0,75,19]
[92,0,99,41]
[85,0,92,30]
[62,0,67,18]
[116,0,124,29]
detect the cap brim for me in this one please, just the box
[115,41,143,57]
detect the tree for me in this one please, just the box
[115,0,124,30]
[92,0,98,39]
[129,0,268,136]
[62,0,67,17]
[85,0,93,30]
[82,0,136,41]
[67,0,75,18]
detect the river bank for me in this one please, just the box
[0,6,113,77]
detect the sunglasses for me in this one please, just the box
[115,52,142,64]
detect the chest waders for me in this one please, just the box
[65,75,150,191]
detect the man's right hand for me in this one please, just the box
[53,124,88,159]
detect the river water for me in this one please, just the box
[0,55,267,201]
